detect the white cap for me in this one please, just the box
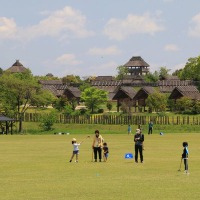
[136,129,140,134]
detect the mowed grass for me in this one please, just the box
[0,133,200,200]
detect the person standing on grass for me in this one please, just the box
[182,142,189,174]
[148,121,153,134]
[128,124,131,135]
[92,130,103,162]
[69,138,83,163]
[103,142,109,162]
[134,129,144,163]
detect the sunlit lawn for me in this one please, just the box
[0,132,200,200]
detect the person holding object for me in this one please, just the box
[182,142,189,174]
[134,129,144,163]
[92,130,103,162]
[69,138,82,163]
[148,121,153,134]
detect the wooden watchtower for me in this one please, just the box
[124,56,149,76]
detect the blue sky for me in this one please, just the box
[0,0,200,78]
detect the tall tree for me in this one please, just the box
[62,75,82,84]
[0,71,52,132]
[146,92,168,113]
[179,56,200,81]
[144,71,159,82]
[116,65,128,80]
[81,87,108,113]
[159,67,171,80]
[0,67,3,75]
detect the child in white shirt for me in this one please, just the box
[69,138,82,163]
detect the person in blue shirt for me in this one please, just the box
[128,124,131,135]
[148,121,153,134]
[103,142,109,162]
[182,142,189,174]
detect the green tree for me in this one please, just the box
[0,67,3,75]
[106,102,113,112]
[62,75,82,84]
[144,71,159,82]
[39,111,58,131]
[172,69,183,77]
[79,82,91,91]
[116,65,128,80]
[81,87,108,113]
[159,67,171,80]
[175,97,193,112]
[179,56,200,81]
[146,92,168,113]
[30,89,56,107]
[52,97,68,111]
[0,72,39,132]
[192,101,200,114]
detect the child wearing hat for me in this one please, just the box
[69,138,83,163]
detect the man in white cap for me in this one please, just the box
[134,129,144,163]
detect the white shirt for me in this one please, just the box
[73,143,80,151]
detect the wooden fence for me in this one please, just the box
[23,113,200,125]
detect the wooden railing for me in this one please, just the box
[23,113,200,125]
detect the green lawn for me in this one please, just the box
[0,133,200,200]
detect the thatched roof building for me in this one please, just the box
[6,60,28,73]
[133,86,155,100]
[113,86,136,100]
[124,56,149,76]
[63,87,81,100]
[112,86,137,112]
[169,86,200,100]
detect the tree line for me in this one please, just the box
[0,55,200,132]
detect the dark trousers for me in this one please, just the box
[148,127,152,134]
[93,147,102,160]
[135,145,143,162]
[184,159,188,170]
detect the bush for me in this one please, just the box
[39,111,58,131]
[98,108,104,113]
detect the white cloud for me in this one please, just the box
[56,54,82,65]
[87,46,122,56]
[87,61,118,76]
[189,13,200,37]
[103,13,165,40]
[164,44,179,51]
[0,17,17,39]
[0,6,94,41]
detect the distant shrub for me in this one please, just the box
[98,109,104,113]
[39,111,57,131]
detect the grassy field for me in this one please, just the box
[0,132,200,200]
[18,121,200,135]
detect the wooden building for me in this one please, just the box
[39,80,81,104]
[124,56,149,76]
[169,86,200,101]
[6,60,28,73]
[133,86,156,112]
[112,86,137,112]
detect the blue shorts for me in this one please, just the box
[73,150,79,155]
[104,153,109,158]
